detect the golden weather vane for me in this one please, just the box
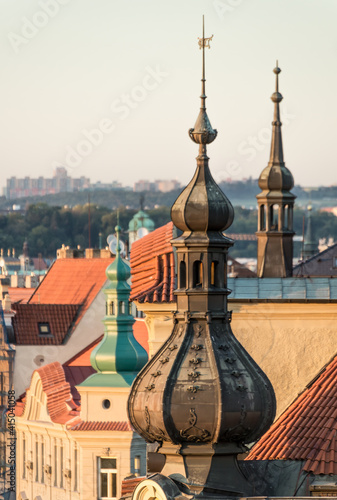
[198,34,214,49]
[198,15,213,49]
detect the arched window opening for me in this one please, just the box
[193,261,203,288]
[109,301,114,315]
[284,204,289,230]
[119,301,125,314]
[270,204,279,230]
[211,261,219,286]
[179,261,186,288]
[260,205,266,231]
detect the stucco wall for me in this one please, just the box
[139,301,337,418]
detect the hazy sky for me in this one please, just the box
[1,0,337,190]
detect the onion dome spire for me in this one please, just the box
[256,62,296,278]
[128,20,276,499]
[80,225,148,388]
[171,16,234,233]
[258,62,294,192]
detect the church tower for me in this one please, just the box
[128,19,276,499]
[256,63,296,277]
[78,225,148,421]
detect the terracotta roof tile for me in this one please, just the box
[130,222,175,303]
[12,303,81,345]
[21,361,79,424]
[121,477,146,497]
[8,287,34,304]
[246,353,337,475]
[70,421,132,431]
[28,258,114,324]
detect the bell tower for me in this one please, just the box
[128,19,276,499]
[256,63,296,277]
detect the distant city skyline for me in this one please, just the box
[1,0,337,190]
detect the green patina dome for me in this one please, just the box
[80,224,148,388]
[128,210,155,232]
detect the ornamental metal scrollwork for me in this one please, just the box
[144,406,167,442]
[194,324,203,338]
[180,408,210,442]
[189,358,202,365]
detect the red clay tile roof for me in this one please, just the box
[8,287,34,304]
[71,421,132,431]
[28,258,114,324]
[121,477,146,497]
[12,303,81,345]
[14,401,25,417]
[130,222,175,303]
[133,319,149,353]
[21,361,79,424]
[246,353,337,475]
[63,365,96,405]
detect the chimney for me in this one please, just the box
[3,294,11,312]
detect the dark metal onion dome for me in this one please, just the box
[171,20,234,234]
[128,19,276,499]
[258,63,294,192]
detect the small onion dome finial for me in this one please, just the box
[271,61,283,103]
[189,112,217,145]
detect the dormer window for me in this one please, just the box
[38,322,52,336]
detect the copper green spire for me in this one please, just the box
[80,226,148,388]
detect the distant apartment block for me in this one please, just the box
[4,167,90,199]
[133,179,181,192]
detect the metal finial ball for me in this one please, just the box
[273,66,281,75]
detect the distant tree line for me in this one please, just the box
[1,202,337,259]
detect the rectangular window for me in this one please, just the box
[98,457,117,499]
[35,440,39,482]
[22,436,26,479]
[54,444,58,487]
[41,442,44,483]
[60,446,64,488]
[74,447,78,491]
[38,322,52,337]
[134,455,141,476]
